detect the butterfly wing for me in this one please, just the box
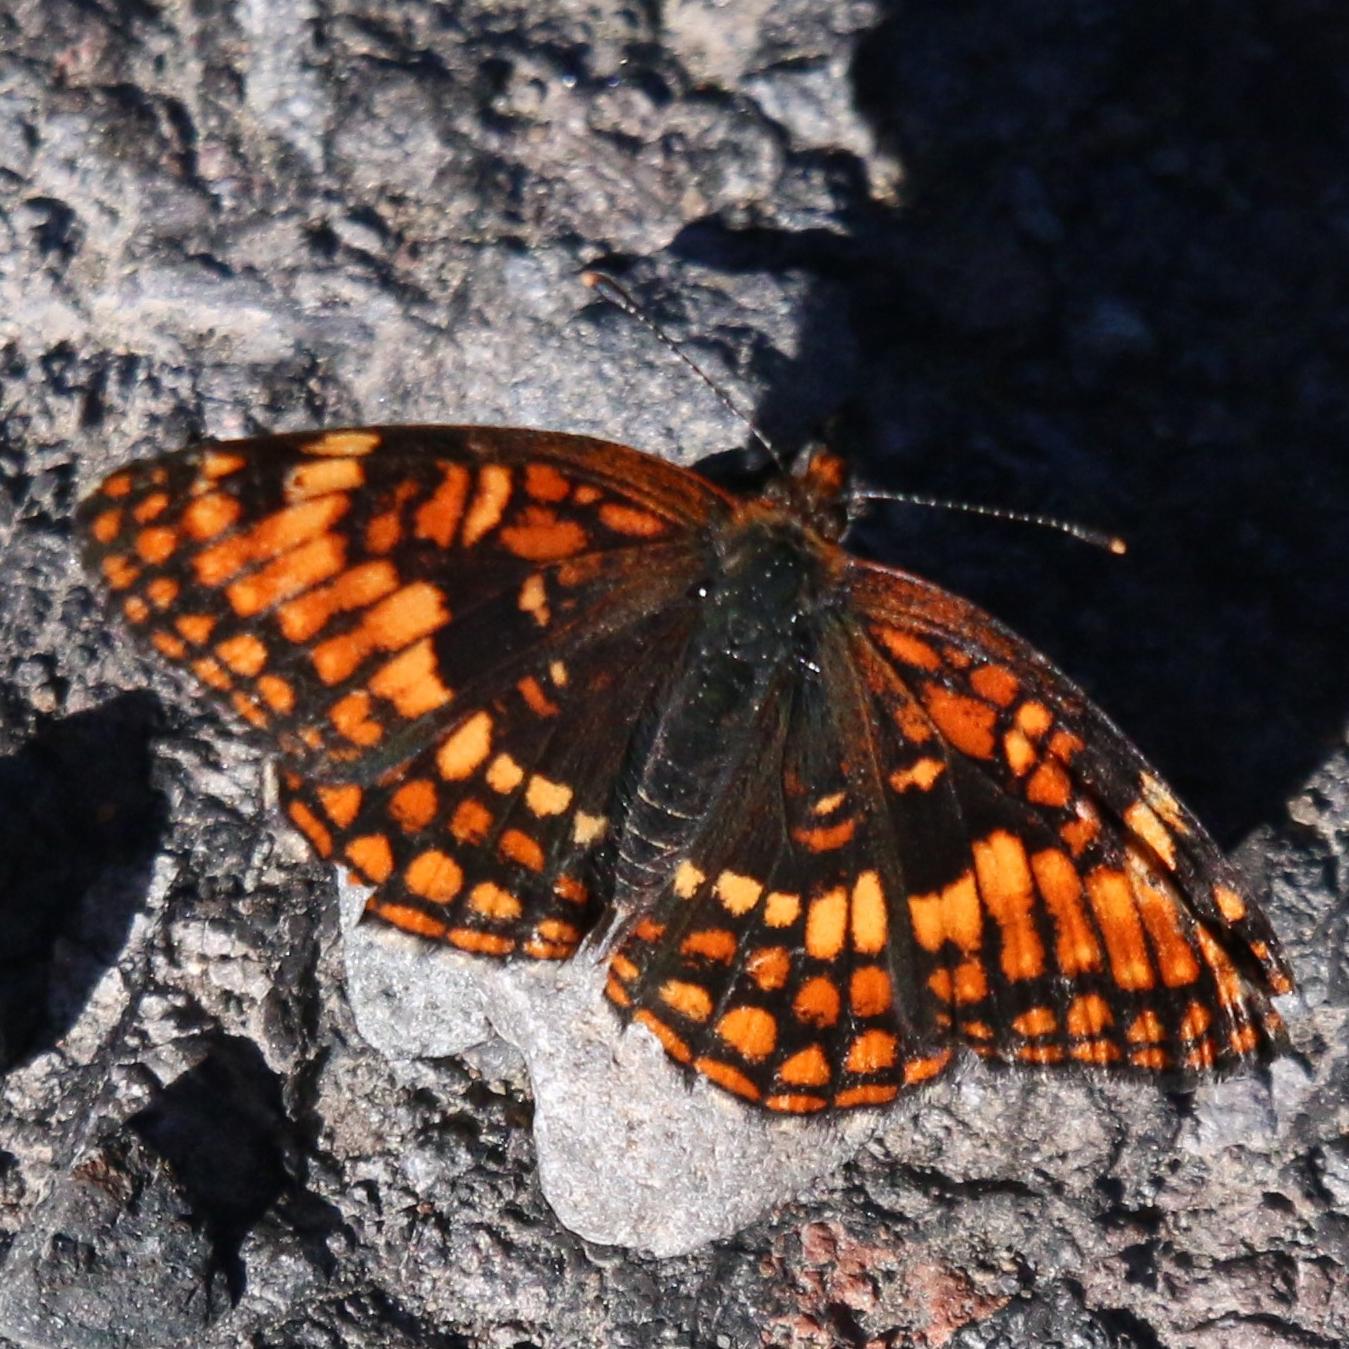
[605,554,1292,1112]
[80,425,731,783]
[81,425,737,958]
[845,560,1292,1074]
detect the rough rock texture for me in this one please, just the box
[1,0,1346,1345]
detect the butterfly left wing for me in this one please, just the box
[843,560,1293,1074]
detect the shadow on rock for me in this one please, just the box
[129,1035,344,1304]
[672,0,1349,848]
[0,691,166,1071]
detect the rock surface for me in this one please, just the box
[1,0,1346,1344]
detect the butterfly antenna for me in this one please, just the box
[854,487,1128,555]
[580,270,788,472]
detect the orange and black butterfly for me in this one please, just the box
[79,420,1293,1113]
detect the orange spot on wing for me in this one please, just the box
[1086,867,1154,990]
[436,710,493,780]
[833,1084,899,1108]
[805,887,848,960]
[973,830,1044,980]
[1213,884,1247,923]
[91,507,122,543]
[876,627,942,670]
[257,673,294,712]
[369,900,448,940]
[450,798,493,844]
[461,464,512,546]
[135,526,177,563]
[277,561,399,642]
[311,582,448,684]
[390,779,438,832]
[413,463,472,547]
[717,1006,777,1061]
[286,458,363,499]
[970,664,1020,706]
[517,675,559,717]
[660,980,713,1022]
[448,928,515,955]
[598,502,666,537]
[316,783,362,828]
[778,1045,830,1088]
[793,976,841,1027]
[682,929,738,963]
[227,533,347,617]
[1130,864,1201,988]
[499,828,545,872]
[850,871,888,953]
[889,758,946,792]
[1003,729,1036,777]
[146,576,179,609]
[368,638,453,719]
[923,684,998,759]
[102,555,139,589]
[469,881,522,920]
[635,1010,692,1064]
[287,799,332,856]
[1025,760,1071,808]
[202,450,246,479]
[903,1051,952,1085]
[694,1057,762,1102]
[405,850,464,903]
[1019,703,1057,739]
[792,818,857,851]
[181,492,242,541]
[346,834,394,883]
[215,632,268,676]
[1030,847,1102,975]
[1012,1006,1056,1037]
[174,613,216,645]
[198,495,348,586]
[714,870,762,915]
[500,512,589,561]
[909,870,981,955]
[747,946,791,990]
[329,689,382,746]
[845,1029,898,1073]
[850,965,892,1017]
[304,430,380,457]
[525,462,571,502]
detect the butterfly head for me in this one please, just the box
[755,444,852,542]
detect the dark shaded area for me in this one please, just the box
[675,0,1349,848]
[129,1035,340,1304]
[0,692,165,1070]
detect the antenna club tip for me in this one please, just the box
[579,269,603,289]
[1108,536,1128,556]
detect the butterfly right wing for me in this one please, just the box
[79,425,731,785]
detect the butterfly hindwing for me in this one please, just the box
[281,606,699,959]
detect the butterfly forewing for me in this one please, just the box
[80,426,729,783]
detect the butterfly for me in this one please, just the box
[79,422,1293,1113]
